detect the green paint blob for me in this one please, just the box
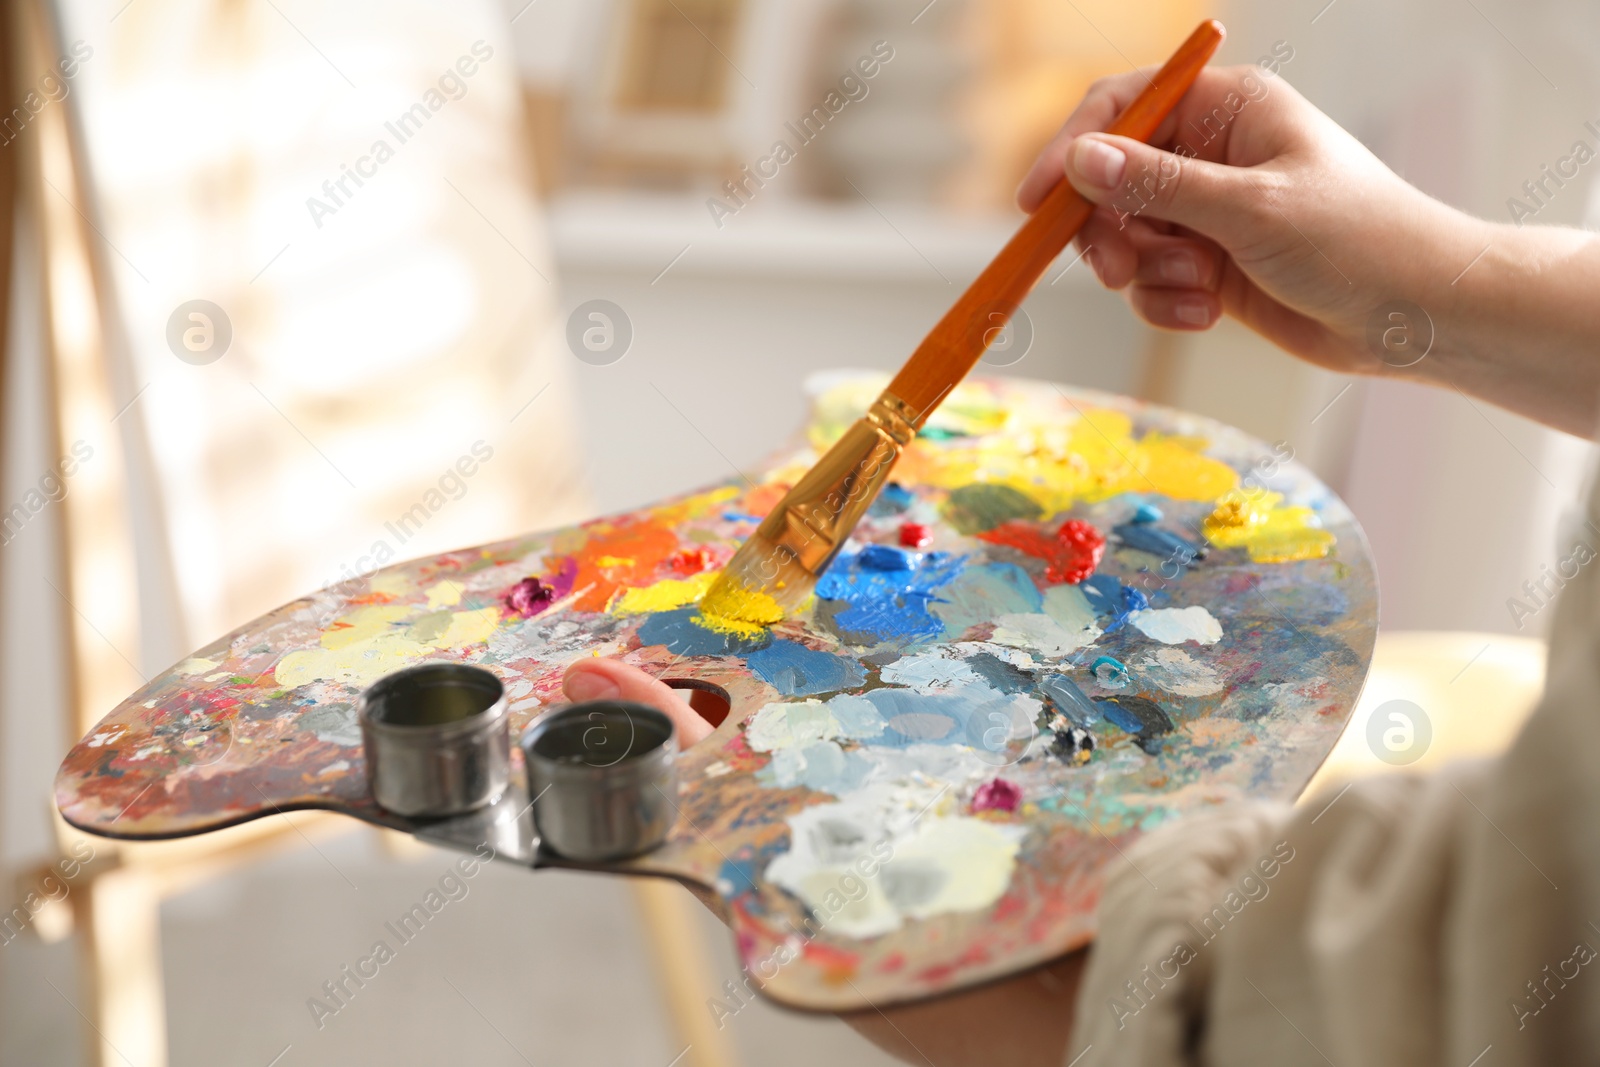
[942,483,1044,536]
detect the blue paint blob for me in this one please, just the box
[856,685,1021,751]
[1080,574,1120,612]
[869,481,915,517]
[763,740,872,795]
[816,550,968,645]
[1114,523,1203,560]
[826,693,888,740]
[1081,575,1148,633]
[746,639,867,697]
[966,652,1035,694]
[858,544,914,571]
[721,511,764,523]
[1090,655,1130,688]
[1133,502,1164,524]
[1039,673,1099,728]
[1093,695,1175,754]
[636,607,773,657]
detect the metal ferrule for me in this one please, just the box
[749,389,915,579]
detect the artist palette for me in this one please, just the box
[56,375,1376,1011]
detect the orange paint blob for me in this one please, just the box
[562,519,680,612]
[739,481,790,519]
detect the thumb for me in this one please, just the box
[562,658,714,747]
[1064,132,1250,240]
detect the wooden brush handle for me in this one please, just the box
[888,19,1226,420]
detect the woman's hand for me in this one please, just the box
[1018,63,1487,377]
[1021,62,1600,437]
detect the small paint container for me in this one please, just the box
[520,700,677,862]
[359,663,510,818]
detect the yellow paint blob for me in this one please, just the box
[276,601,504,690]
[695,575,785,638]
[370,572,412,597]
[651,484,740,527]
[1133,438,1240,501]
[611,571,717,615]
[321,605,415,651]
[276,633,435,689]
[1204,488,1336,563]
[435,607,502,648]
[895,405,1240,515]
[424,580,463,609]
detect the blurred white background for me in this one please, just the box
[2,0,1596,1063]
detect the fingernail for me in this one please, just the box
[1174,297,1212,326]
[1070,137,1126,191]
[1161,252,1200,286]
[565,671,620,702]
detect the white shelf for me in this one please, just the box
[547,189,1091,286]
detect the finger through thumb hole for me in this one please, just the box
[561,659,714,748]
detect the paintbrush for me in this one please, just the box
[700,19,1227,627]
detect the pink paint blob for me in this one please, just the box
[971,778,1022,813]
[505,577,555,617]
[505,558,579,617]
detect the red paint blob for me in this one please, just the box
[899,522,933,549]
[670,547,713,575]
[971,778,1022,813]
[978,518,1105,584]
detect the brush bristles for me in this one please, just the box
[703,534,821,618]
[700,392,915,624]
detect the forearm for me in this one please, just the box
[1411,215,1600,437]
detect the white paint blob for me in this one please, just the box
[880,642,1040,691]
[1136,648,1224,696]
[746,700,842,752]
[879,650,983,690]
[1129,605,1223,645]
[765,783,1026,939]
[991,612,1100,657]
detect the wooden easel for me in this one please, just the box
[0,2,364,1062]
[1,2,735,1063]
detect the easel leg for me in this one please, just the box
[631,877,739,1067]
[75,868,167,1067]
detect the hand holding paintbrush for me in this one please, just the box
[696,20,1228,629]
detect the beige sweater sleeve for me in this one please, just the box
[1071,490,1600,1065]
